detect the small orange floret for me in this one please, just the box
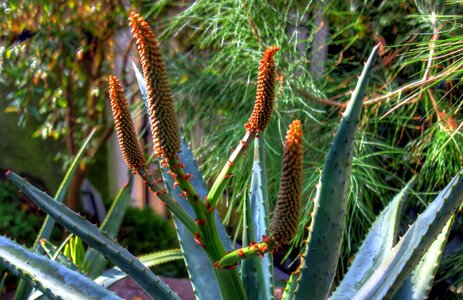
[245,46,280,132]
[286,119,303,147]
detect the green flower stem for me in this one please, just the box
[166,157,207,219]
[216,240,275,269]
[202,212,247,300]
[165,157,247,300]
[137,167,198,234]
[207,131,256,209]
[214,266,248,300]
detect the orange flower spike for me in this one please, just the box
[109,75,146,172]
[245,46,280,132]
[270,120,304,245]
[129,12,180,159]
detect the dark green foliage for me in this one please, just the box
[0,182,43,246]
[1,0,127,210]
[118,206,178,256]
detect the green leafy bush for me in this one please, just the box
[0,181,43,245]
[118,206,178,256]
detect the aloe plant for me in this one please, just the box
[2,12,463,300]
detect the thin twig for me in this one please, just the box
[379,14,441,118]
[295,87,347,108]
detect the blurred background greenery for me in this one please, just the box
[1,0,463,298]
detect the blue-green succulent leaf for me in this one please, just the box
[95,249,183,289]
[14,129,96,300]
[134,59,229,299]
[132,61,149,112]
[6,171,179,300]
[34,128,96,248]
[392,217,453,300]
[0,235,122,300]
[242,135,273,300]
[294,44,379,300]
[355,169,463,299]
[39,239,82,273]
[331,179,414,299]
[83,176,133,278]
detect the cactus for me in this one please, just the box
[2,13,463,300]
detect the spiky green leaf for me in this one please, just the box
[134,59,232,299]
[356,169,463,299]
[83,176,133,278]
[242,135,273,300]
[294,44,379,300]
[160,136,231,300]
[392,217,453,300]
[7,171,179,300]
[95,249,183,288]
[331,179,414,299]
[14,129,96,300]
[39,239,82,273]
[0,235,122,300]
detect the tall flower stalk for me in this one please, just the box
[108,75,146,172]
[129,12,180,160]
[270,119,303,246]
[207,46,280,209]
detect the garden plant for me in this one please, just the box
[1,11,463,300]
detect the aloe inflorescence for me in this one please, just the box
[245,46,279,132]
[129,12,180,160]
[109,75,146,172]
[206,46,280,210]
[270,119,304,245]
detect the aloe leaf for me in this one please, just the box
[160,136,231,300]
[392,217,453,300]
[0,235,122,300]
[7,171,179,300]
[241,135,273,300]
[83,175,133,278]
[132,61,148,113]
[355,169,463,299]
[95,249,183,288]
[30,249,183,300]
[14,128,96,300]
[282,273,297,300]
[294,44,379,300]
[330,179,414,299]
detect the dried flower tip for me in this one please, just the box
[245,46,280,132]
[129,12,180,159]
[109,75,146,171]
[270,120,303,245]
